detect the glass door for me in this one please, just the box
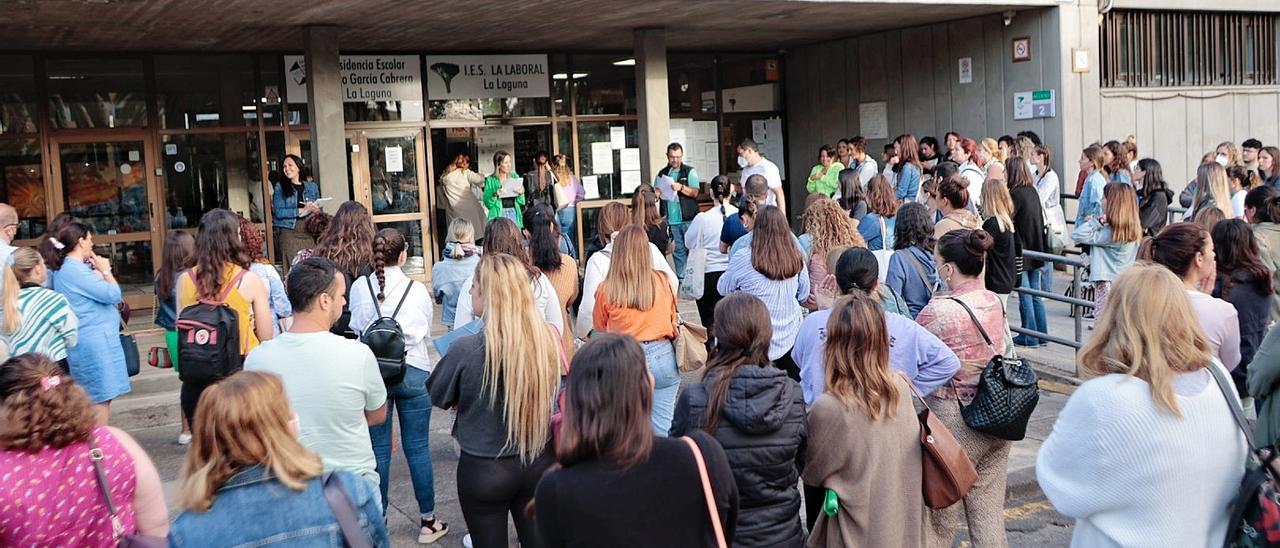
[50,134,161,286]
[352,129,431,277]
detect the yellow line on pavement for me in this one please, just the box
[1005,500,1054,519]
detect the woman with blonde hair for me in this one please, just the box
[440,153,488,232]
[805,292,924,547]
[980,178,1019,350]
[1038,264,1246,547]
[593,224,681,435]
[0,354,168,546]
[551,153,584,243]
[1073,183,1142,317]
[2,247,78,365]
[170,371,389,545]
[429,253,561,548]
[431,218,482,329]
[981,137,1005,164]
[1192,162,1234,220]
[803,197,865,309]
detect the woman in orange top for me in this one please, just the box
[593,224,679,436]
[177,208,275,424]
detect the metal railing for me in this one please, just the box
[1010,250,1093,353]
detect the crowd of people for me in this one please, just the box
[0,131,1276,548]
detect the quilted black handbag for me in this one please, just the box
[947,297,1039,441]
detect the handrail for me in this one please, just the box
[1011,249,1092,374]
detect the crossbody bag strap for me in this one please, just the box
[390,280,414,319]
[322,473,374,548]
[87,432,126,540]
[901,249,935,292]
[681,436,728,548]
[946,297,998,356]
[1207,362,1260,453]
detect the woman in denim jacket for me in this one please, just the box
[271,154,322,267]
[170,371,389,547]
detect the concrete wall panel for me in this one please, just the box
[901,27,937,137]
[1249,94,1280,147]
[931,24,954,135]
[818,40,848,147]
[948,18,988,139]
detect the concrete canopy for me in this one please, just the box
[3,0,1054,51]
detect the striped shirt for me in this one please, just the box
[716,248,811,360]
[6,286,79,361]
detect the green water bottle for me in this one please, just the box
[823,489,839,517]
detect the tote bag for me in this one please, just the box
[873,216,893,281]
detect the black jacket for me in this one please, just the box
[1139,189,1172,236]
[983,216,1018,294]
[1010,186,1045,271]
[670,365,808,548]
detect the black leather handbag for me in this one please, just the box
[947,297,1039,441]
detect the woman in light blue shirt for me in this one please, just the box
[858,174,899,251]
[892,134,925,203]
[1076,144,1109,227]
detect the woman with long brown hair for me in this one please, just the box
[429,253,561,548]
[269,154,321,267]
[313,201,376,338]
[805,292,924,547]
[718,206,810,378]
[577,202,678,337]
[534,334,739,547]
[670,292,807,547]
[633,184,673,255]
[858,174,899,251]
[169,371,389,546]
[526,204,579,349]
[1211,219,1274,393]
[1140,222,1241,371]
[1073,183,1142,317]
[593,224,681,435]
[0,354,168,546]
[892,134,925,202]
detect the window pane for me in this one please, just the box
[0,139,46,239]
[94,240,152,286]
[0,56,37,135]
[576,121,638,200]
[47,58,147,129]
[155,55,257,129]
[367,135,422,215]
[259,55,284,127]
[551,54,570,117]
[669,54,717,115]
[60,141,150,234]
[513,126,552,176]
[556,122,573,162]
[573,55,636,115]
[161,133,268,230]
[429,97,549,121]
[376,220,426,276]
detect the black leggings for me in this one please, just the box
[803,483,824,531]
[457,450,553,548]
[695,271,725,334]
[180,380,214,425]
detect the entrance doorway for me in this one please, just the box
[49,134,161,293]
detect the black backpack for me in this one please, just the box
[359,276,413,385]
[176,269,246,384]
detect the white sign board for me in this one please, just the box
[610,127,627,150]
[590,142,614,176]
[285,55,423,107]
[669,119,720,177]
[858,102,889,139]
[620,148,641,172]
[475,126,516,175]
[958,57,974,84]
[385,146,404,173]
[751,117,786,175]
[424,54,550,100]
[1013,90,1056,120]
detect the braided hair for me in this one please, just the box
[371,228,407,302]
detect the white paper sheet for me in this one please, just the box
[620,148,641,172]
[385,146,404,173]
[499,177,523,198]
[610,126,627,149]
[656,175,677,201]
[621,171,642,194]
[591,142,614,175]
[582,175,600,199]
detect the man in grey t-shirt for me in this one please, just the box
[246,257,387,485]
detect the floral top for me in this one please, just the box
[916,280,1007,401]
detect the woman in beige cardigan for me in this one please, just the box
[933,175,981,240]
[803,292,925,547]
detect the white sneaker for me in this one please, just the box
[177,433,192,445]
[462,534,473,548]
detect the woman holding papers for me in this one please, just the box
[483,150,527,228]
[270,154,322,267]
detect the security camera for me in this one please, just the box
[1003,10,1016,26]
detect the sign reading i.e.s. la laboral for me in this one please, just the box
[284,55,423,104]
[424,55,550,100]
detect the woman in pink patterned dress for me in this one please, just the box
[0,353,168,546]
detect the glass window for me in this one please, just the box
[47,58,148,129]
[376,220,426,276]
[366,134,422,215]
[669,55,716,115]
[572,55,637,116]
[259,55,284,127]
[556,122,573,163]
[0,56,37,135]
[428,97,549,121]
[161,133,268,230]
[551,54,570,117]
[513,126,552,176]
[59,141,150,234]
[0,139,46,240]
[155,55,257,130]
[93,240,152,286]
[576,121,638,200]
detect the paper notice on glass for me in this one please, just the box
[582,175,600,199]
[858,102,889,139]
[499,177,523,198]
[621,171,642,194]
[385,146,404,173]
[591,142,614,175]
[610,126,627,149]
[752,119,767,142]
[655,175,677,201]
[620,148,641,172]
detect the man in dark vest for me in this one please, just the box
[656,142,700,279]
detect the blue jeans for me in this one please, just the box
[671,222,690,278]
[1016,264,1051,346]
[369,366,436,516]
[557,206,577,253]
[642,340,681,436]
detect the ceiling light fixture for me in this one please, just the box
[552,73,568,80]
[612,58,635,66]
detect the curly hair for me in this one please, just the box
[805,198,865,264]
[237,214,268,264]
[0,353,97,452]
[195,209,249,299]
[314,201,375,277]
[301,211,332,241]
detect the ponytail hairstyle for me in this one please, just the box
[446,218,475,259]
[709,175,732,216]
[702,293,774,432]
[2,248,44,334]
[49,221,92,271]
[631,185,662,229]
[832,247,881,295]
[0,353,97,451]
[936,228,995,276]
[39,212,76,272]
[1244,185,1279,223]
[371,228,408,302]
[523,204,563,272]
[1137,222,1210,279]
[1227,165,1260,193]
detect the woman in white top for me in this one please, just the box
[439,154,488,235]
[348,227,449,543]
[576,202,678,339]
[683,175,736,332]
[1037,264,1246,547]
[452,217,563,334]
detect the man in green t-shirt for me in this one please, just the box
[656,142,700,278]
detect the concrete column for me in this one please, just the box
[634,28,670,184]
[304,25,349,201]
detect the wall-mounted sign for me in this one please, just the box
[1012,36,1032,63]
[284,55,423,105]
[1013,90,1056,120]
[858,102,889,139]
[423,54,550,100]
[958,57,974,84]
[1072,49,1090,73]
